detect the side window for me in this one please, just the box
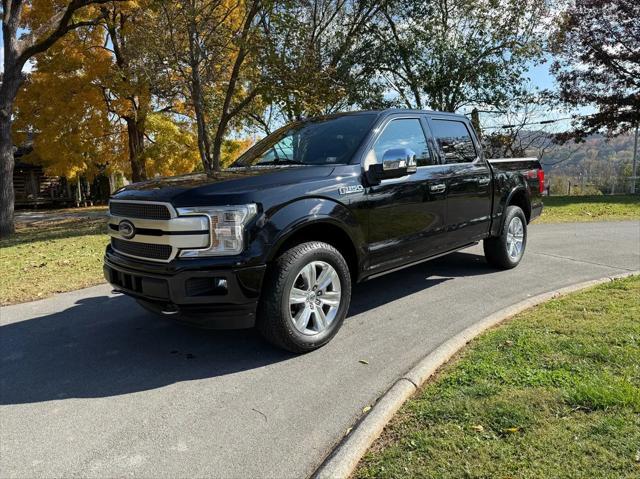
[372,119,434,167]
[430,119,477,164]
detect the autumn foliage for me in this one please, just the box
[1,0,638,237]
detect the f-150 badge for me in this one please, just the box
[339,185,364,195]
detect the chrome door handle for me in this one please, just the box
[430,183,446,192]
[478,177,490,185]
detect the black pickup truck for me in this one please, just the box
[104,109,543,352]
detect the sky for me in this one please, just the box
[527,61,557,91]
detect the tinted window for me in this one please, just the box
[232,114,377,167]
[430,119,477,164]
[373,119,433,166]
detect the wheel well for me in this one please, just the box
[272,222,359,280]
[508,189,531,223]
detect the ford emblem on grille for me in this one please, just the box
[118,220,136,240]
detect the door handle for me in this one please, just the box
[430,183,446,193]
[478,177,491,185]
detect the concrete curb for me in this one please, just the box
[313,271,639,479]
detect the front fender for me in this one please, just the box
[255,198,364,263]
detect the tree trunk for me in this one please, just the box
[207,1,260,174]
[471,108,481,139]
[185,15,213,176]
[211,120,228,174]
[0,110,16,238]
[192,84,213,175]
[125,116,147,183]
[0,67,22,238]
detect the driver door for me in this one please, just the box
[365,116,448,273]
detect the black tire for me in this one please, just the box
[257,241,352,353]
[483,205,528,269]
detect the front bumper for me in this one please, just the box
[104,247,266,329]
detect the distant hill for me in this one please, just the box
[536,133,637,195]
[539,133,635,173]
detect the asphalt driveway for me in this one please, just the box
[1,221,638,478]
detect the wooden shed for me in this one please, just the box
[13,144,73,207]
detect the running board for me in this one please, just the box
[364,242,478,281]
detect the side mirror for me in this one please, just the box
[370,148,417,180]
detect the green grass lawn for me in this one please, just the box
[539,195,640,223]
[355,276,640,479]
[0,216,108,305]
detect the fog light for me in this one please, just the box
[185,277,229,297]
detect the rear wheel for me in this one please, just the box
[484,205,527,269]
[257,241,352,353]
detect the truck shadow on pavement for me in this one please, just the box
[1,251,493,405]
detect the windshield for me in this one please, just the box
[231,114,377,167]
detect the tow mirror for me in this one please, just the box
[370,148,417,180]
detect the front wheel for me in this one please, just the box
[484,205,527,269]
[257,241,352,353]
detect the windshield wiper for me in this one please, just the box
[256,159,307,166]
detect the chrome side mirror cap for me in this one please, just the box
[370,148,417,180]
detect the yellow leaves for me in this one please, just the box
[221,138,254,167]
[14,0,260,183]
[142,113,201,177]
[14,30,122,179]
[470,424,521,434]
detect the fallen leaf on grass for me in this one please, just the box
[471,425,484,432]
[502,427,520,434]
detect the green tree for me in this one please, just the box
[550,0,640,136]
[258,0,388,125]
[371,0,548,112]
[146,0,264,175]
[99,1,153,182]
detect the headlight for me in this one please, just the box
[177,204,258,257]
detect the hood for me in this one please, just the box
[112,165,336,206]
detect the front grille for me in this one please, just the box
[111,238,172,260]
[109,201,171,220]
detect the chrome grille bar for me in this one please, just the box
[108,200,210,262]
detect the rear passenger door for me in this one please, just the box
[426,117,493,246]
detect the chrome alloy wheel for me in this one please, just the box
[288,261,342,335]
[506,216,525,260]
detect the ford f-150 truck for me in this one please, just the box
[104,109,543,352]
